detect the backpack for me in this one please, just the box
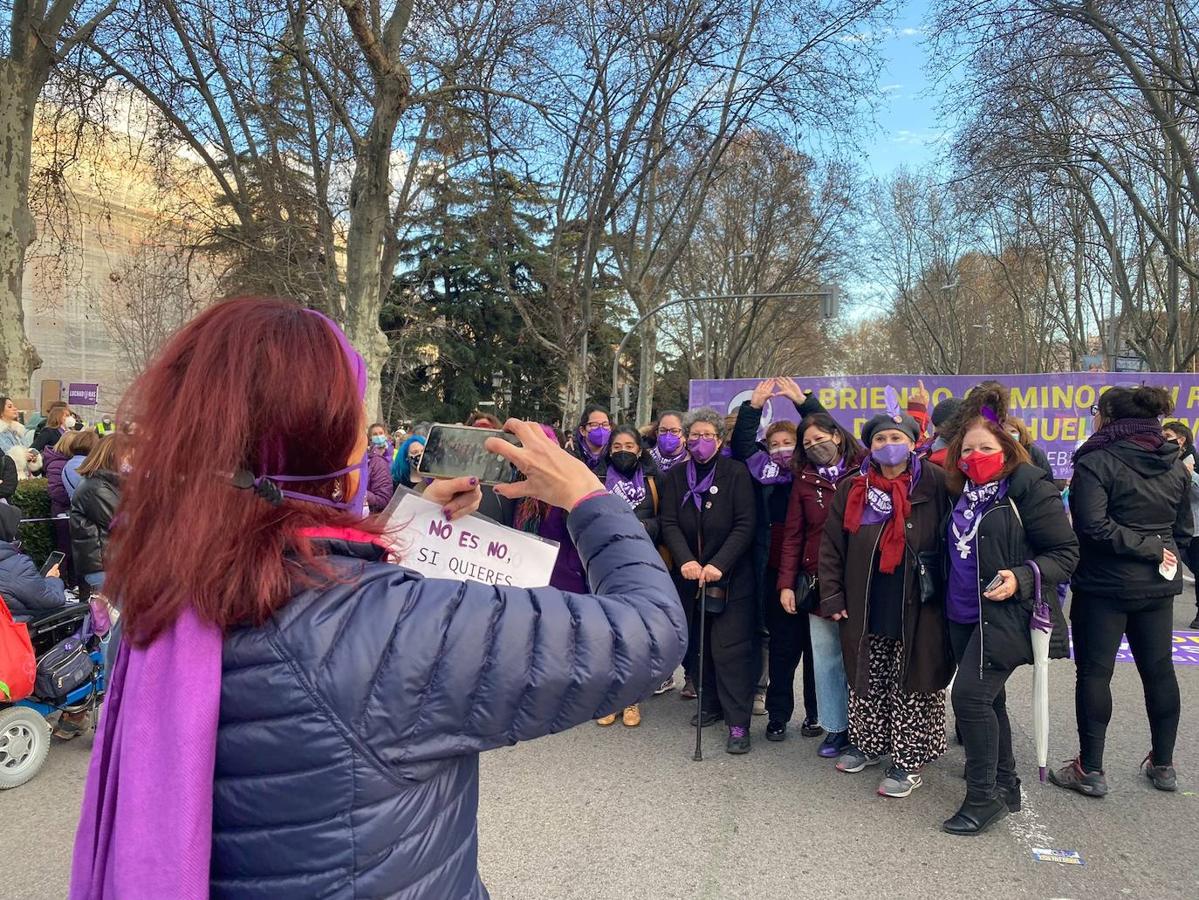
[0,596,36,701]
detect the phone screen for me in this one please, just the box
[418,424,521,485]
[39,551,66,577]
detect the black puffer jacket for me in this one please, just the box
[947,463,1079,674]
[213,495,686,899]
[1069,439,1192,599]
[69,470,120,577]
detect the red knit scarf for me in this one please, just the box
[843,470,912,574]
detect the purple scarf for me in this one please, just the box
[650,445,689,473]
[577,432,603,468]
[1074,418,1164,461]
[605,466,647,507]
[71,608,221,899]
[817,458,847,483]
[747,450,793,485]
[683,458,717,509]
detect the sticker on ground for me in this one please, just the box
[1033,848,1084,865]
[1068,630,1199,666]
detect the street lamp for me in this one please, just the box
[609,288,839,421]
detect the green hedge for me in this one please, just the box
[11,478,53,567]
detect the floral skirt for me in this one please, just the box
[848,635,946,770]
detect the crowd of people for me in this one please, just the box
[0,301,1193,896]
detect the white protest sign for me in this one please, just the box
[381,489,559,588]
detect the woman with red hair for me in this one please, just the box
[69,297,686,900]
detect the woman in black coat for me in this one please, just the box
[69,435,121,593]
[1053,386,1191,797]
[939,387,1078,835]
[660,406,757,754]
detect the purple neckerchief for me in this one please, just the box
[856,453,921,526]
[816,457,846,483]
[747,449,793,485]
[683,457,718,509]
[577,433,603,468]
[71,607,221,899]
[605,466,647,507]
[650,445,689,473]
[949,477,1007,559]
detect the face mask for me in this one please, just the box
[586,426,610,447]
[959,449,1006,485]
[1006,431,1020,442]
[769,445,795,467]
[370,435,388,448]
[871,443,910,468]
[407,455,422,471]
[610,450,640,475]
[657,432,682,456]
[250,453,370,513]
[806,440,840,466]
[64,416,77,430]
[688,436,718,462]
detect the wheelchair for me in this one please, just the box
[0,604,108,789]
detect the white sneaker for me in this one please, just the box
[752,692,767,716]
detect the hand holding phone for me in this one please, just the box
[418,424,521,485]
[39,550,66,578]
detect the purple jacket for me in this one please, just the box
[538,505,588,593]
[44,446,70,514]
[366,450,394,514]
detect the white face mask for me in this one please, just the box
[64,416,77,429]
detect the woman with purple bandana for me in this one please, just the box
[572,404,612,473]
[650,410,689,474]
[939,385,1077,835]
[819,396,953,798]
[660,407,757,754]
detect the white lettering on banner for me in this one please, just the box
[381,490,559,588]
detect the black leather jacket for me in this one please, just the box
[69,470,120,577]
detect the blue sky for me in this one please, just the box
[862,0,948,176]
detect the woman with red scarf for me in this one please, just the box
[819,403,953,799]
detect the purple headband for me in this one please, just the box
[304,308,367,400]
[980,405,999,424]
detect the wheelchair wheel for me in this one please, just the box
[0,707,52,790]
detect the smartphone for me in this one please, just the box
[39,550,66,577]
[417,424,521,485]
[984,572,1004,593]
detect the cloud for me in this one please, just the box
[898,26,923,37]
[880,83,903,94]
[890,129,950,146]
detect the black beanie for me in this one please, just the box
[932,397,962,428]
[861,412,921,446]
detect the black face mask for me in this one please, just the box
[610,450,640,476]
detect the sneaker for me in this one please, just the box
[800,717,824,738]
[690,710,723,728]
[752,692,767,716]
[836,745,882,773]
[727,725,752,754]
[1048,757,1109,798]
[654,676,676,696]
[878,765,923,798]
[596,713,617,727]
[622,705,641,727]
[1142,753,1178,792]
[53,712,88,741]
[680,677,697,700]
[819,730,851,759]
[766,720,787,742]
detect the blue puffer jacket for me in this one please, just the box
[213,493,686,899]
[0,540,67,619]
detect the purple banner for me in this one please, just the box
[67,383,99,406]
[690,373,1199,479]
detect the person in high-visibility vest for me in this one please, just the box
[96,417,115,436]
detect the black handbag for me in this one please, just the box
[916,550,944,606]
[794,573,819,614]
[35,634,95,700]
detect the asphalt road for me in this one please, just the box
[5,595,1199,900]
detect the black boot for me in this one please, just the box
[942,797,1009,836]
[998,779,1022,813]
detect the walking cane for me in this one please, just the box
[693,576,707,762]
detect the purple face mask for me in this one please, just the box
[241,309,370,515]
[587,426,611,448]
[657,432,682,456]
[871,442,911,468]
[769,447,795,468]
[688,435,718,462]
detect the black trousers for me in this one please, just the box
[764,587,817,724]
[949,621,1017,801]
[1071,591,1180,770]
[687,592,757,729]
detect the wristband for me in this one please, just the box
[572,489,608,511]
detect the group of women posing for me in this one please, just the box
[564,378,1188,835]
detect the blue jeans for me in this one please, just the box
[808,614,849,733]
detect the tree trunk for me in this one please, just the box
[562,352,587,433]
[0,61,44,395]
[342,84,406,417]
[635,315,657,426]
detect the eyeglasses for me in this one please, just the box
[689,431,718,440]
[658,427,683,436]
[584,422,610,432]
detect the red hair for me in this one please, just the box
[107,297,367,645]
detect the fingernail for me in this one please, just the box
[469,477,478,486]
[443,508,452,519]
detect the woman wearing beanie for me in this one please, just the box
[819,396,953,797]
[777,411,866,759]
[1052,386,1191,797]
[940,388,1077,835]
[660,407,757,754]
